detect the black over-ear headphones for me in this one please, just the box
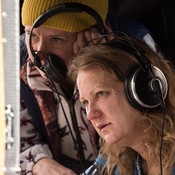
[103,35,168,110]
[29,2,108,84]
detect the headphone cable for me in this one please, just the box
[49,78,86,174]
[154,80,166,175]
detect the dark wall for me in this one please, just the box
[20,0,24,34]
[109,0,175,63]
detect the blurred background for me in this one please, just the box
[19,0,175,64]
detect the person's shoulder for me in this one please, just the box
[172,164,175,175]
[106,13,151,40]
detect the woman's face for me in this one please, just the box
[25,26,77,78]
[77,67,143,146]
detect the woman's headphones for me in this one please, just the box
[103,35,168,110]
[29,2,108,84]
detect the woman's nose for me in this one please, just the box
[86,105,101,121]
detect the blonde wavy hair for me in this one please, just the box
[69,37,175,175]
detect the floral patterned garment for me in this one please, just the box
[20,59,97,175]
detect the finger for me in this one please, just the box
[105,25,116,42]
[76,31,87,49]
[84,28,95,46]
[85,27,102,46]
[105,24,113,33]
[73,41,80,56]
[106,33,115,42]
[90,27,115,45]
[89,27,100,40]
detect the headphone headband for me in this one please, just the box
[103,37,152,73]
[102,35,168,110]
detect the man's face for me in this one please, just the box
[25,26,77,71]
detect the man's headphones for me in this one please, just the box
[103,35,168,110]
[29,2,108,84]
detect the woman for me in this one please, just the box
[69,36,175,175]
[20,0,157,174]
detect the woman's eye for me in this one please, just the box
[82,100,88,106]
[97,91,106,97]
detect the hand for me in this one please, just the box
[73,25,115,55]
[32,158,77,175]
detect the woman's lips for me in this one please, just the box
[96,123,111,131]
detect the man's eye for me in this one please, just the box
[31,33,37,39]
[52,38,61,43]
[25,31,37,40]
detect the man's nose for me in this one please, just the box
[34,39,47,52]
[33,40,49,61]
[34,41,47,52]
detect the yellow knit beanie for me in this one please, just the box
[21,0,108,32]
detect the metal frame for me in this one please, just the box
[1,0,20,174]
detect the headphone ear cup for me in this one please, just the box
[43,54,68,83]
[124,66,168,110]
